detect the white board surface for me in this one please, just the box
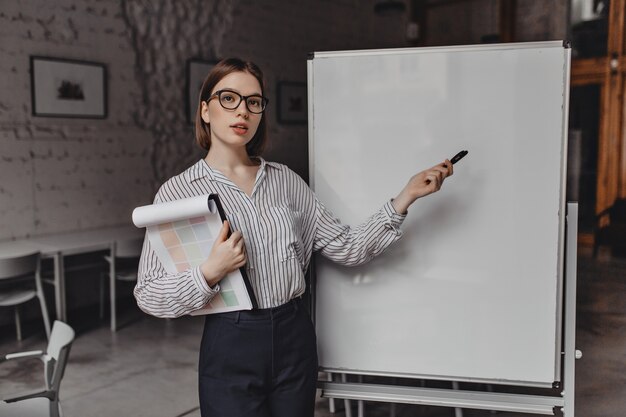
[309,42,569,386]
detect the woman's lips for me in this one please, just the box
[230,124,248,135]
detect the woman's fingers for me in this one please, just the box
[430,163,451,187]
[403,159,456,204]
[425,173,439,190]
[228,230,243,246]
[231,233,246,262]
[216,220,230,242]
[427,168,443,182]
[233,241,246,269]
[234,237,245,255]
[219,228,246,262]
[432,164,450,178]
[444,159,454,176]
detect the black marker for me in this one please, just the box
[450,150,468,165]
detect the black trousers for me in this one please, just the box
[198,298,318,417]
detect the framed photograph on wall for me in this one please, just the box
[277,81,307,124]
[30,56,107,118]
[186,59,217,124]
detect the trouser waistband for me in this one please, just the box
[214,297,303,322]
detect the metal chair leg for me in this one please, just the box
[99,274,105,320]
[35,271,51,339]
[110,265,117,332]
[14,306,22,341]
[37,291,51,339]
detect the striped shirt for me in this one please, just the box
[134,158,406,317]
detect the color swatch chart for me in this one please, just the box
[158,216,214,272]
[157,215,240,308]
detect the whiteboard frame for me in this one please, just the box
[555,43,572,381]
[308,40,569,59]
[308,41,571,387]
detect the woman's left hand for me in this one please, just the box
[392,160,453,214]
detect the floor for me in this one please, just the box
[0,248,624,417]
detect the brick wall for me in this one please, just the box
[0,1,568,241]
[0,0,409,240]
[1,0,153,239]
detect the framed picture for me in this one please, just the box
[186,59,217,124]
[30,56,107,118]
[277,82,307,125]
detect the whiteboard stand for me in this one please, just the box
[327,373,336,413]
[342,373,353,417]
[562,202,580,417]
[318,203,580,416]
[451,381,463,417]
[357,375,364,417]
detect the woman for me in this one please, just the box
[134,57,452,417]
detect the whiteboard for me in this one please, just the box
[309,42,570,387]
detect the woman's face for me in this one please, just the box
[201,71,263,151]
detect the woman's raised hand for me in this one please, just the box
[392,160,453,214]
[200,220,247,287]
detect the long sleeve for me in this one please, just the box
[134,233,220,318]
[312,198,406,266]
[133,158,406,310]
[133,180,221,318]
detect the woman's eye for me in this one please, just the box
[248,99,260,107]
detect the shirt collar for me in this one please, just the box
[188,159,213,183]
[188,157,280,184]
[258,157,282,172]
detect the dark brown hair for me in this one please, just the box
[194,58,268,157]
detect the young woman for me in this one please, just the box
[134,58,453,417]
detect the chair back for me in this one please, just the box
[0,252,40,281]
[45,320,75,393]
[114,237,144,259]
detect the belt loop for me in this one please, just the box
[293,298,299,313]
[235,312,240,324]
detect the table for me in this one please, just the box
[0,226,143,322]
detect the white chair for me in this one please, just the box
[100,238,143,331]
[0,252,51,341]
[0,320,75,417]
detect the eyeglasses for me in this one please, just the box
[208,89,269,114]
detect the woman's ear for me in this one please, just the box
[201,101,210,124]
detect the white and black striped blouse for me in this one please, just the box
[134,158,406,317]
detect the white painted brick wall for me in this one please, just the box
[1,0,154,239]
[0,0,565,241]
[0,0,409,240]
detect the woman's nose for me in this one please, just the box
[235,100,249,117]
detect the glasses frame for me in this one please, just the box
[208,89,269,114]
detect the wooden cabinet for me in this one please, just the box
[571,0,626,242]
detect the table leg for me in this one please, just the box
[110,241,117,331]
[53,252,66,322]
